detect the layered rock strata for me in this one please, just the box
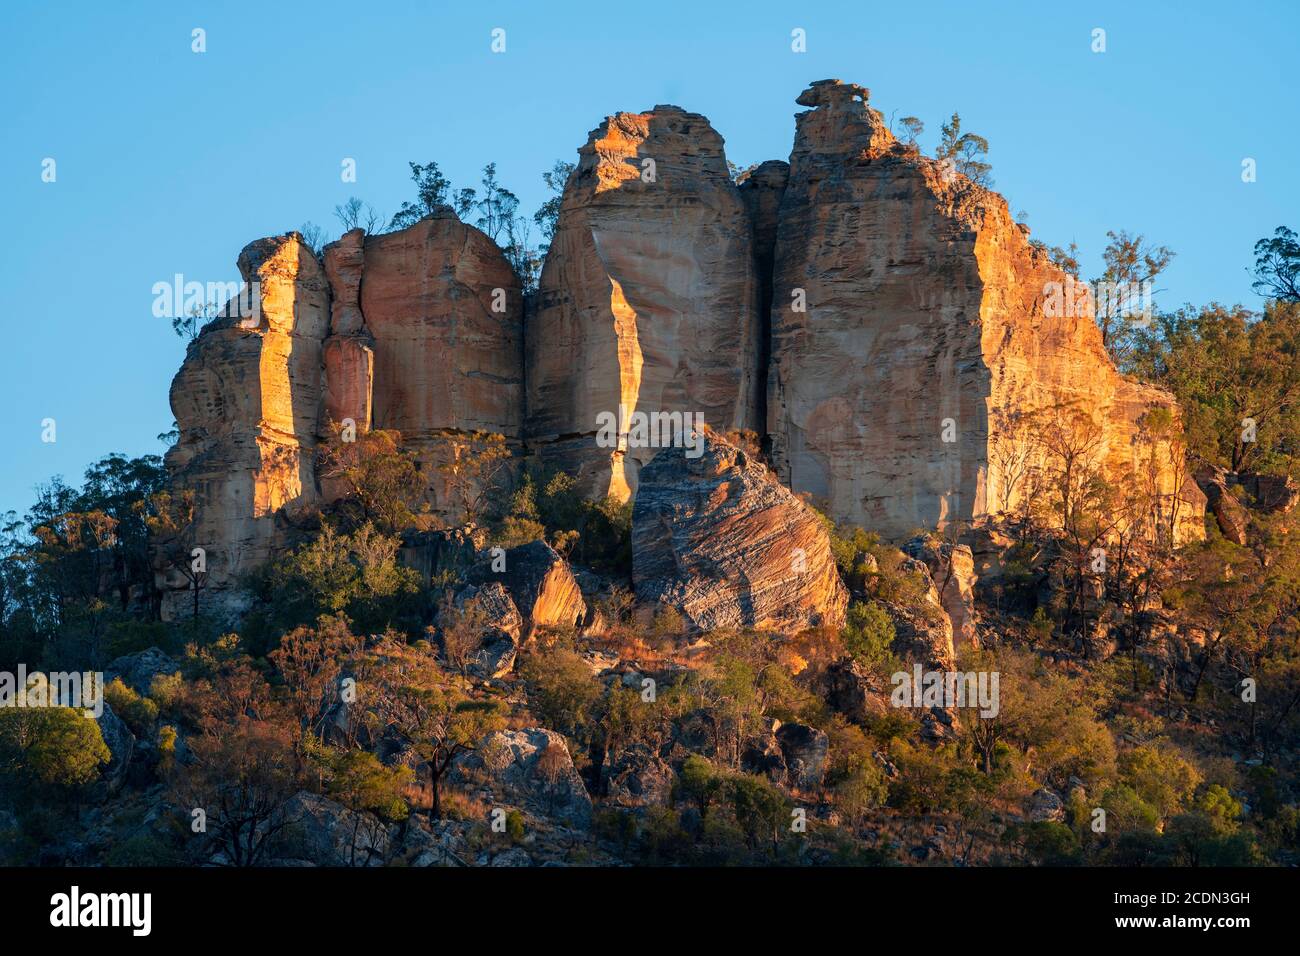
[631,432,848,633]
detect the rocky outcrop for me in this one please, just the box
[766,80,1203,547]
[93,702,135,797]
[450,728,592,829]
[105,648,179,696]
[468,540,588,638]
[342,211,524,512]
[819,657,891,725]
[161,233,329,620]
[282,792,390,867]
[883,556,955,671]
[775,722,829,790]
[528,106,763,501]
[603,744,674,808]
[903,536,980,647]
[159,213,522,620]
[1240,472,1300,513]
[1196,468,1249,545]
[159,80,1207,625]
[632,432,848,633]
[453,581,523,679]
[398,525,486,590]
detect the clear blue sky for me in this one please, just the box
[2,0,1296,517]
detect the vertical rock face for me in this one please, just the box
[159,81,1206,622]
[163,233,329,619]
[528,106,762,501]
[767,80,1202,545]
[320,228,374,439]
[160,215,523,619]
[631,432,848,634]
[338,210,525,512]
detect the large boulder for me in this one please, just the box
[603,743,674,808]
[528,105,762,500]
[282,792,390,867]
[903,537,980,648]
[452,581,523,679]
[105,647,179,696]
[398,525,487,590]
[819,657,891,725]
[93,702,135,796]
[766,79,1203,546]
[1196,467,1249,545]
[1240,471,1300,513]
[450,728,592,829]
[883,557,955,671]
[632,432,848,633]
[775,722,829,791]
[469,540,587,638]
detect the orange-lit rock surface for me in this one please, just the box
[160,214,523,620]
[527,107,763,501]
[161,233,329,618]
[159,80,1206,620]
[766,80,1204,545]
[350,210,524,511]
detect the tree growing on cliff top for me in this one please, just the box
[388,161,453,230]
[533,160,574,244]
[1094,229,1175,364]
[333,197,386,235]
[936,112,992,187]
[896,115,925,147]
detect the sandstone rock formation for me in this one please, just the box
[882,556,955,671]
[467,540,588,638]
[338,210,523,513]
[1196,467,1250,545]
[283,792,390,866]
[903,536,980,647]
[161,233,329,619]
[765,79,1203,547]
[528,106,762,501]
[603,743,674,808]
[775,722,829,791]
[159,80,1206,623]
[451,581,523,679]
[631,432,848,633]
[160,214,522,620]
